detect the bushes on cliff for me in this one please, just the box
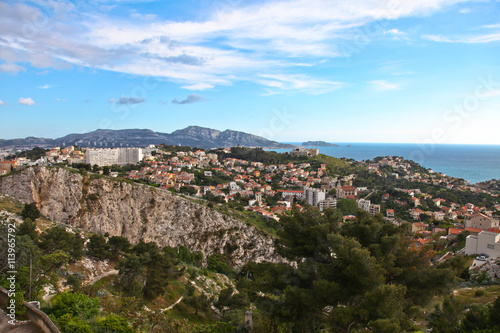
[38,226,85,260]
[20,202,40,221]
[117,241,180,300]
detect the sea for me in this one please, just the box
[268,143,500,184]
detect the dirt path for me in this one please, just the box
[88,269,119,285]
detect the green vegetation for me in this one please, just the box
[6,147,49,161]
[20,202,41,221]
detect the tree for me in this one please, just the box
[18,218,38,241]
[239,207,458,332]
[117,241,179,299]
[21,203,40,221]
[336,198,358,215]
[96,314,134,333]
[38,226,85,260]
[183,284,211,316]
[86,234,110,259]
[108,236,131,257]
[54,313,93,333]
[50,292,100,319]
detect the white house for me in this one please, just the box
[465,229,500,258]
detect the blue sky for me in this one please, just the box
[1,0,499,144]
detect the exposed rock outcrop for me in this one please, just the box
[0,167,281,266]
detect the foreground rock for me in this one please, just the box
[0,167,280,266]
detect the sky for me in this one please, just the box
[0,0,499,144]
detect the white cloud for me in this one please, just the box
[483,23,500,29]
[55,98,67,102]
[459,8,471,13]
[423,33,500,43]
[38,84,55,89]
[0,100,4,106]
[18,97,36,106]
[0,0,472,93]
[0,63,26,75]
[181,83,214,90]
[385,29,405,36]
[259,74,345,95]
[368,80,401,91]
[479,89,500,98]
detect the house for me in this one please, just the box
[466,227,483,236]
[337,185,357,199]
[386,209,395,219]
[448,228,464,240]
[369,204,381,215]
[410,209,424,220]
[277,189,305,200]
[0,160,17,172]
[465,213,500,230]
[433,211,446,221]
[412,222,426,233]
[465,229,500,258]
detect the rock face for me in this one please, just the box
[0,167,280,266]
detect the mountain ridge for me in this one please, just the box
[0,126,297,149]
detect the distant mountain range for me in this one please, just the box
[0,126,298,150]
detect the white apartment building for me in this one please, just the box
[304,187,326,207]
[86,148,143,166]
[319,197,337,212]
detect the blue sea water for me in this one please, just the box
[269,143,500,184]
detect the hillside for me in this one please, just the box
[0,166,281,266]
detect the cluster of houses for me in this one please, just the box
[2,146,499,258]
[366,156,496,196]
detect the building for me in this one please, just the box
[277,189,305,200]
[412,222,427,233]
[0,160,17,172]
[86,148,143,167]
[358,199,371,211]
[465,213,500,230]
[304,187,326,207]
[369,204,381,215]
[319,197,337,212]
[465,229,500,258]
[290,148,319,157]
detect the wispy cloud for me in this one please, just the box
[368,80,401,91]
[172,94,205,104]
[182,83,214,90]
[0,64,26,75]
[18,97,36,106]
[423,33,500,43]
[110,97,146,105]
[385,29,405,36]
[38,84,55,89]
[55,98,67,102]
[0,100,4,106]
[459,8,471,13]
[479,89,500,98]
[0,0,470,94]
[258,74,345,95]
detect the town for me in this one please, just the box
[1,144,500,261]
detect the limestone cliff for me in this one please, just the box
[0,167,280,266]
